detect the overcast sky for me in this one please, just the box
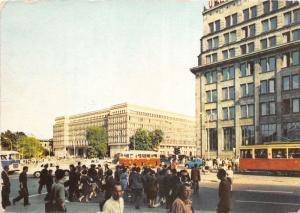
[0,0,204,139]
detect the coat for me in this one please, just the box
[191,168,201,182]
[217,178,232,212]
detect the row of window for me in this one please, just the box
[205,51,300,83]
[208,1,298,34]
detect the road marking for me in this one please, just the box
[236,200,300,206]
[245,189,294,194]
[29,192,47,198]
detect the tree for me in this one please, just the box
[17,136,44,159]
[149,129,164,151]
[86,126,108,158]
[129,128,164,151]
[1,130,26,150]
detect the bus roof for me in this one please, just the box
[240,142,300,149]
[0,151,19,155]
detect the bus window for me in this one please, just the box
[288,148,300,158]
[272,149,286,158]
[255,149,268,158]
[146,154,150,158]
[240,149,253,158]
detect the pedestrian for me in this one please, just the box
[100,169,115,211]
[47,169,67,212]
[55,166,60,177]
[1,165,11,209]
[120,167,128,191]
[88,164,98,199]
[171,183,193,213]
[13,166,30,206]
[103,183,124,213]
[146,170,158,208]
[217,169,232,213]
[129,167,143,209]
[191,165,201,194]
[68,165,77,201]
[44,169,54,201]
[79,169,91,202]
[226,166,234,191]
[38,164,49,194]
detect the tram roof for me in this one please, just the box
[240,142,300,149]
[120,150,159,154]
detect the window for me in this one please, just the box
[292,51,300,65]
[288,148,300,158]
[241,84,247,97]
[269,36,276,47]
[283,32,291,43]
[261,124,277,142]
[269,57,276,71]
[283,52,291,67]
[249,61,255,75]
[283,122,300,140]
[261,102,268,116]
[241,105,247,118]
[283,76,290,90]
[207,39,213,50]
[261,58,268,72]
[241,149,253,158]
[250,6,257,18]
[230,31,237,42]
[225,16,231,28]
[229,86,235,99]
[241,45,246,55]
[212,90,217,102]
[213,37,219,48]
[282,99,291,114]
[248,83,254,96]
[241,104,254,118]
[229,107,235,119]
[294,9,300,23]
[222,67,228,80]
[207,128,218,151]
[261,39,268,49]
[255,149,268,158]
[209,22,214,33]
[286,1,294,7]
[224,33,229,44]
[260,80,268,94]
[271,0,278,11]
[243,9,249,21]
[215,20,220,32]
[240,63,247,77]
[241,125,255,145]
[223,107,228,120]
[229,48,235,58]
[212,53,218,62]
[249,24,256,37]
[270,17,277,30]
[222,88,228,100]
[229,66,235,79]
[292,29,300,41]
[248,104,254,117]
[292,98,300,113]
[223,127,235,151]
[269,79,275,93]
[206,55,211,64]
[263,1,270,14]
[292,75,300,89]
[205,71,217,84]
[248,42,255,53]
[242,27,248,38]
[232,13,238,25]
[269,101,276,115]
[262,20,269,32]
[284,12,292,25]
[223,107,235,120]
[223,50,228,60]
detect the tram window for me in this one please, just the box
[151,154,157,157]
[146,154,150,158]
[1,155,7,160]
[255,149,268,158]
[288,148,300,158]
[240,149,253,158]
[272,149,286,158]
[137,154,142,158]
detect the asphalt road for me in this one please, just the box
[5,173,300,213]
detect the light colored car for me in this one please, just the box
[29,162,70,178]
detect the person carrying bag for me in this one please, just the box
[45,169,67,213]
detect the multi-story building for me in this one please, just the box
[53,103,196,157]
[39,139,53,154]
[191,0,300,158]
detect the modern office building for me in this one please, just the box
[191,0,300,158]
[53,103,196,157]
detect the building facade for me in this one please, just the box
[53,103,196,157]
[191,0,300,158]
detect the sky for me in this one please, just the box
[0,0,204,139]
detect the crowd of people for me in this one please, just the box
[1,159,234,213]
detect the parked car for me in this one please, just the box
[185,159,204,169]
[30,162,70,178]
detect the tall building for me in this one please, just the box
[191,0,300,158]
[53,103,196,157]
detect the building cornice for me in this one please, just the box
[190,40,300,75]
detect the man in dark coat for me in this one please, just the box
[38,164,48,194]
[129,167,143,209]
[68,164,77,201]
[191,165,201,193]
[1,165,11,209]
[13,166,30,206]
[217,169,232,213]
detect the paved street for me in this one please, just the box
[5,172,300,213]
